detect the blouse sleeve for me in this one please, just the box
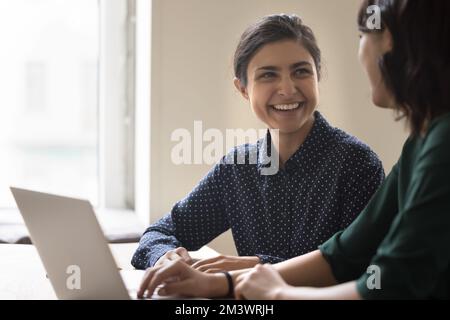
[131,158,229,269]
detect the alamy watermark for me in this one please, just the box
[66,264,81,290]
[366,5,381,30]
[366,265,381,290]
[170,121,280,175]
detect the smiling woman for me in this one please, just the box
[234,39,319,165]
[132,15,385,296]
[132,2,450,299]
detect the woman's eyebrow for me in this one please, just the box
[290,61,312,69]
[255,61,312,72]
[255,66,279,72]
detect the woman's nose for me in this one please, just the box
[277,77,298,97]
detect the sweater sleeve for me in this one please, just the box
[356,138,450,299]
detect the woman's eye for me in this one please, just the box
[294,69,310,77]
[260,72,276,79]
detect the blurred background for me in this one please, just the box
[0,0,408,253]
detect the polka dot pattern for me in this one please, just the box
[131,112,385,269]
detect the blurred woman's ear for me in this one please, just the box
[234,77,249,100]
[381,28,393,53]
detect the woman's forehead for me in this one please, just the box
[248,40,315,71]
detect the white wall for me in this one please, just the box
[148,0,409,255]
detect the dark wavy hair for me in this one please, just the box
[358,0,450,135]
[234,14,321,88]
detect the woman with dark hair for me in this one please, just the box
[132,14,384,279]
[137,0,450,300]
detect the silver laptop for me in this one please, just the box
[10,187,141,300]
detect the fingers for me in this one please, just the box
[156,248,194,266]
[174,247,194,265]
[196,262,226,272]
[192,255,233,272]
[191,255,222,269]
[155,253,172,266]
[147,260,190,298]
[138,259,190,298]
[233,264,267,300]
[192,256,260,273]
[234,272,248,300]
[138,267,158,298]
[158,279,194,297]
[204,268,225,274]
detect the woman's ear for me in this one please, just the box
[382,28,393,52]
[234,77,249,100]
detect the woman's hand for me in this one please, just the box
[137,258,227,299]
[234,264,291,300]
[155,247,194,266]
[191,255,260,273]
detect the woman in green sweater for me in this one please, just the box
[137,0,450,299]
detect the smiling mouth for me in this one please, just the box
[270,102,306,112]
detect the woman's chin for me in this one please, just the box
[274,124,307,135]
[372,91,395,109]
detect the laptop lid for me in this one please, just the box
[10,187,130,300]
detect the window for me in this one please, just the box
[0,0,136,210]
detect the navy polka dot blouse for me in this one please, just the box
[131,112,385,269]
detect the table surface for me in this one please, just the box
[0,243,219,300]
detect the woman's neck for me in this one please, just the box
[270,115,315,168]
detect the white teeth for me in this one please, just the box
[272,103,301,111]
